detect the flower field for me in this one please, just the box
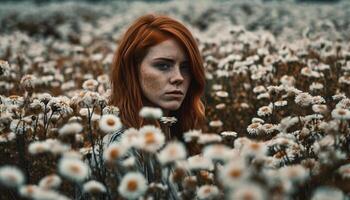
[0,0,350,199]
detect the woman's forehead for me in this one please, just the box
[145,39,188,61]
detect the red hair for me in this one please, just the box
[109,14,206,147]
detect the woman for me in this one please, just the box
[103,13,206,199]
[106,13,206,152]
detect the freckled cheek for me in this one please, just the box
[142,73,164,94]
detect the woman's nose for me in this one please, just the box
[170,66,184,85]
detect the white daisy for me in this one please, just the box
[230,182,266,200]
[279,165,309,183]
[197,134,222,144]
[215,90,229,98]
[18,185,39,199]
[99,114,122,134]
[0,166,25,188]
[103,142,128,163]
[197,185,220,200]
[58,122,83,136]
[247,123,262,136]
[220,131,238,138]
[183,130,202,142]
[312,104,328,114]
[38,174,61,189]
[139,106,163,119]
[137,125,165,152]
[203,144,231,162]
[219,158,248,187]
[118,172,147,199]
[157,141,187,165]
[187,155,214,171]
[295,92,313,107]
[257,105,273,117]
[209,120,223,128]
[331,108,350,120]
[241,140,267,158]
[58,158,89,182]
[311,186,344,200]
[337,163,350,179]
[83,180,107,194]
[28,141,50,155]
[82,79,98,91]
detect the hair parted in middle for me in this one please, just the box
[110,13,206,142]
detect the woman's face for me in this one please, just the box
[139,38,191,114]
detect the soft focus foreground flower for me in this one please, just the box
[103,142,128,163]
[58,158,89,182]
[197,184,220,200]
[203,144,231,162]
[28,141,50,154]
[311,186,344,200]
[83,180,107,194]
[58,122,83,136]
[137,125,165,152]
[99,114,122,134]
[337,163,350,179]
[139,106,163,119]
[0,166,25,188]
[38,174,61,189]
[118,172,147,199]
[188,155,214,171]
[220,158,248,187]
[157,141,187,165]
[331,108,350,120]
[230,183,266,200]
[279,165,309,183]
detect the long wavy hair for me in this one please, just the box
[109,14,206,151]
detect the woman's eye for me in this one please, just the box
[155,63,171,70]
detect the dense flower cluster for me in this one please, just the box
[1,0,350,199]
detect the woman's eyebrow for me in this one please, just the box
[153,57,189,63]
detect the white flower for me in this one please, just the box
[139,106,163,119]
[295,92,313,107]
[197,134,222,144]
[103,142,128,163]
[83,180,107,194]
[310,82,324,91]
[230,182,266,200]
[197,185,220,199]
[20,74,37,89]
[137,125,165,152]
[337,163,350,179]
[99,114,122,134]
[209,120,223,127]
[312,104,328,114]
[157,141,187,165]
[102,106,120,115]
[279,165,309,183]
[18,184,40,199]
[311,186,344,200]
[220,159,248,187]
[215,103,226,110]
[187,155,214,171]
[247,123,262,136]
[331,108,350,120]
[38,174,61,189]
[274,100,288,107]
[119,128,141,148]
[215,90,228,98]
[257,105,272,117]
[58,122,83,136]
[28,141,50,154]
[58,158,89,182]
[0,166,25,188]
[82,79,99,91]
[252,85,266,94]
[241,141,267,158]
[183,129,202,142]
[220,131,238,138]
[118,172,147,199]
[0,132,16,143]
[203,144,231,162]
